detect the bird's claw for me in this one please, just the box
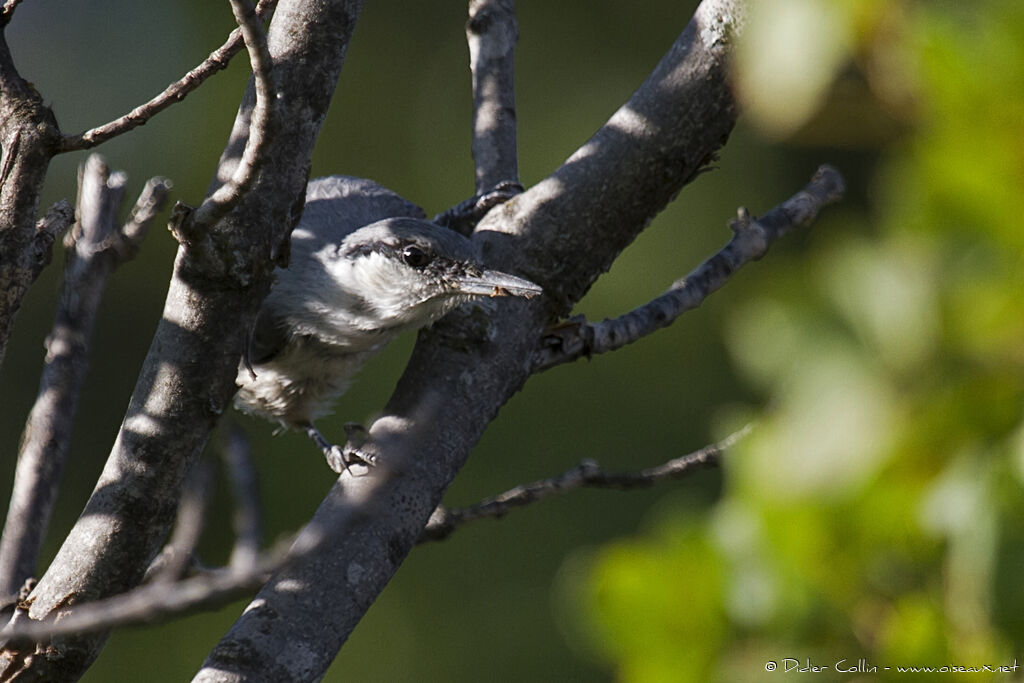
[340,422,379,472]
[306,422,376,476]
[324,442,377,476]
[431,181,524,235]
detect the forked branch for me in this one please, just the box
[533,165,846,371]
[0,156,168,602]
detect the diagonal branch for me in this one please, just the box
[0,156,168,602]
[144,461,216,585]
[420,425,750,543]
[59,1,278,153]
[533,164,846,371]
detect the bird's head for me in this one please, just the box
[298,217,540,342]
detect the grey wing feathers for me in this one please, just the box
[296,175,426,247]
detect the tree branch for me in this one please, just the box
[0,156,168,603]
[0,425,747,644]
[2,1,366,679]
[467,0,519,194]
[221,425,263,570]
[534,164,846,371]
[420,425,750,543]
[145,461,216,585]
[0,541,294,645]
[58,1,278,153]
[431,0,522,236]
[0,30,63,366]
[170,0,278,243]
[26,201,74,277]
[197,2,746,680]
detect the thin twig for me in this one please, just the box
[222,425,263,571]
[59,1,277,152]
[0,428,746,647]
[117,176,173,256]
[1,509,333,644]
[1,540,293,644]
[533,165,846,371]
[419,425,751,543]
[145,461,216,584]
[0,156,166,601]
[173,0,278,242]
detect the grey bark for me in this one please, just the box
[468,0,519,192]
[0,1,365,680]
[0,157,167,601]
[0,31,63,367]
[194,1,744,681]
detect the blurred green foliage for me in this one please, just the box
[571,1,1024,681]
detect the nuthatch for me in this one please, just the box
[234,176,540,472]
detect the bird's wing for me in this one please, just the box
[296,175,426,247]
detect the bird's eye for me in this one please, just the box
[402,245,432,269]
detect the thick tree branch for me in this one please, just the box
[0,31,64,367]
[59,1,278,153]
[1,1,366,679]
[420,425,750,543]
[534,164,846,370]
[0,156,168,602]
[198,2,746,680]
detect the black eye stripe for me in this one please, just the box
[341,239,475,278]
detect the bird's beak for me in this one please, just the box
[455,270,543,299]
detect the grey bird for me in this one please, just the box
[234,175,541,472]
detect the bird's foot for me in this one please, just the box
[305,423,375,476]
[340,422,380,472]
[432,181,524,235]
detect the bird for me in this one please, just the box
[234,175,541,473]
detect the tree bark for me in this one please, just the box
[194,1,744,680]
[0,31,63,367]
[0,1,365,680]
